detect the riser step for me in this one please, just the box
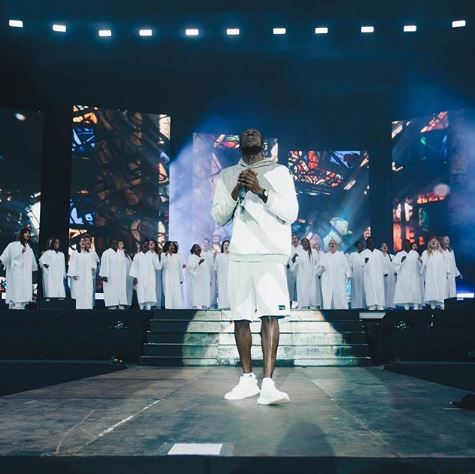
[146,332,366,345]
[150,320,364,333]
[140,356,372,367]
[143,344,369,358]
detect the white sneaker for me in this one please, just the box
[224,374,260,400]
[257,378,290,405]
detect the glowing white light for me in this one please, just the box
[457,292,474,298]
[52,24,67,33]
[98,29,112,37]
[273,27,286,35]
[9,19,23,28]
[403,25,417,32]
[452,20,466,28]
[315,27,328,34]
[185,28,199,36]
[15,113,26,121]
[361,26,374,33]
[139,29,153,37]
[226,28,240,36]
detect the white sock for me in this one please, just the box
[242,372,254,378]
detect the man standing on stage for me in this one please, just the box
[212,128,298,405]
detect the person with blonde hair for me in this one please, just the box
[421,237,450,310]
[318,239,351,309]
[439,235,462,298]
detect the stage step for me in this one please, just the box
[141,310,371,367]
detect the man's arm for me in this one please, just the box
[211,172,238,226]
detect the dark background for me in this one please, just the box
[1,0,474,284]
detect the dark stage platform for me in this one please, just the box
[1,366,474,473]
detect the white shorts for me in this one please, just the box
[227,260,290,321]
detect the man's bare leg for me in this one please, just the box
[234,320,252,373]
[258,316,289,404]
[260,316,280,378]
[224,320,259,400]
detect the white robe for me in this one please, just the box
[393,250,423,305]
[290,249,317,308]
[382,253,397,309]
[0,241,37,305]
[187,254,210,308]
[129,251,161,306]
[162,253,184,309]
[152,252,163,309]
[319,251,351,309]
[287,244,302,302]
[312,249,323,308]
[201,249,214,308]
[68,251,94,309]
[349,251,366,309]
[421,250,450,305]
[118,250,134,307]
[361,248,386,308]
[89,250,100,307]
[39,250,66,298]
[214,252,230,309]
[442,249,460,298]
[99,248,128,307]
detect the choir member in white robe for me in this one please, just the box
[440,236,462,298]
[201,238,214,308]
[118,241,133,307]
[360,238,386,310]
[421,238,450,309]
[129,240,161,310]
[148,240,163,309]
[100,240,128,309]
[39,237,66,298]
[393,240,423,309]
[84,234,100,307]
[162,241,184,309]
[290,238,317,308]
[381,242,397,309]
[349,241,366,309]
[312,242,323,309]
[318,239,351,309]
[287,235,301,305]
[68,237,95,309]
[0,228,37,309]
[214,240,230,309]
[186,244,210,309]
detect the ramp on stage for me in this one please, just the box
[0,366,474,474]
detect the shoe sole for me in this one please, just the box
[257,395,290,405]
[224,388,260,401]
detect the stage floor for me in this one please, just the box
[1,366,474,461]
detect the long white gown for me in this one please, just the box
[39,249,66,298]
[89,250,100,307]
[201,249,214,308]
[68,250,94,309]
[99,248,128,307]
[393,250,423,307]
[287,244,302,303]
[187,254,210,308]
[421,250,450,306]
[152,252,163,309]
[0,241,37,307]
[214,252,230,309]
[349,251,366,309]
[290,249,317,308]
[129,251,161,307]
[360,248,386,309]
[312,248,323,308]
[442,249,460,298]
[118,250,134,307]
[382,253,397,309]
[162,253,184,309]
[318,251,351,309]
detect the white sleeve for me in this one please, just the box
[264,168,299,224]
[99,251,109,278]
[129,255,139,279]
[212,172,238,226]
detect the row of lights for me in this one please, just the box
[7,19,468,37]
